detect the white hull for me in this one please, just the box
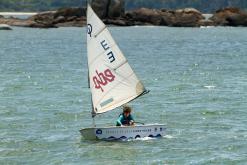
[80,124,166,140]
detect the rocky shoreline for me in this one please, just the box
[0,0,247,28]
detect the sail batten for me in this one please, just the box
[87,5,146,115]
[94,26,107,37]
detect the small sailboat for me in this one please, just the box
[80,5,166,140]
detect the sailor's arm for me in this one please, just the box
[129,115,135,125]
[116,115,123,126]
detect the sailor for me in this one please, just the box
[116,105,135,126]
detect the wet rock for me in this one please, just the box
[210,7,247,26]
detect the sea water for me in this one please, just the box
[0,26,246,164]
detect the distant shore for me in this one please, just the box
[0,12,213,20]
[0,6,246,28]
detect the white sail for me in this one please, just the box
[87,5,146,115]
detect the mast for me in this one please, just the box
[86,2,96,127]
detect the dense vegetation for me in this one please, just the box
[0,0,247,12]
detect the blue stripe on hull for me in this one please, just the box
[101,134,162,141]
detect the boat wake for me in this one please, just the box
[118,135,172,142]
[132,136,158,141]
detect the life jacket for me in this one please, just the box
[119,113,131,125]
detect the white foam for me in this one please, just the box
[163,135,173,139]
[137,137,155,141]
[204,85,216,89]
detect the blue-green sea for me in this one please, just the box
[0,26,247,164]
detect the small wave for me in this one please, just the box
[163,135,173,139]
[43,134,70,142]
[133,137,156,141]
[200,26,215,28]
[128,135,168,141]
[204,85,216,89]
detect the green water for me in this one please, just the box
[0,26,247,164]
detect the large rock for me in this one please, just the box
[54,7,86,18]
[28,11,57,28]
[210,7,247,26]
[108,0,125,18]
[91,0,124,19]
[125,8,164,25]
[28,8,87,28]
[91,0,110,19]
[125,7,205,27]
[160,8,205,27]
